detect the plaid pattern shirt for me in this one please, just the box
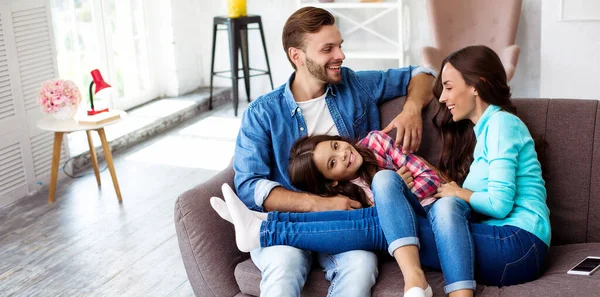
[357,131,440,203]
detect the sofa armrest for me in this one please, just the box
[174,164,248,297]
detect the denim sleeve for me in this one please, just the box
[354,66,436,105]
[469,116,521,219]
[233,106,280,211]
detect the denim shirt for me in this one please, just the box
[234,66,434,211]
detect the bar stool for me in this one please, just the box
[209,15,274,116]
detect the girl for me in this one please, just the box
[215,45,551,297]
[287,131,440,213]
[213,130,440,297]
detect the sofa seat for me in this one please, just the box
[234,243,600,297]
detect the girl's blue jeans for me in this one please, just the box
[260,170,548,293]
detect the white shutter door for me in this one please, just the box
[0,0,29,207]
[0,1,19,136]
[0,0,64,207]
[11,0,68,188]
[0,132,28,206]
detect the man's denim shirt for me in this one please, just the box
[234,66,434,211]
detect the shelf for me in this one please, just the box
[297,0,405,65]
[299,2,399,9]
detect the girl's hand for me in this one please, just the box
[413,155,450,183]
[434,182,473,203]
[396,166,415,189]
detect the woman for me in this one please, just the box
[214,45,551,297]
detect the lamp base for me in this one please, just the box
[87,108,109,116]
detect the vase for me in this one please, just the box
[227,0,247,18]
[52,105,77,120]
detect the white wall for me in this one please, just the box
[169,0,546,99]
[540,0,600,99]
[407,0,542,98]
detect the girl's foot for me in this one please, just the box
[211,197,233,222]
[221,183,261,252]
[404,285,432,297]
[210,197,268,223]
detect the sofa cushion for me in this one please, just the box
[235,243,600,296]
[479,243,600,296]
[542,99,598,245]
[589,104,600,242]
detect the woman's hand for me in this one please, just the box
[434,181,473,203]
[396,166,415,189]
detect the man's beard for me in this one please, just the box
[305,56,342,84]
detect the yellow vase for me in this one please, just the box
[227,0,247,18]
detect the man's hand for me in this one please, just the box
[312,194,362,211]
[382,102,422,154]
[396,166,415,189]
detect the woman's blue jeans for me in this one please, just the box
[259,170,548,293]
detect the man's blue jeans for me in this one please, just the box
[250,247,377,297]
[260,170,547,293]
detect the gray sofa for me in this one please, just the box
[174,97,600,296]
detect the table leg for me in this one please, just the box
[86,130,101,187]
[97,128,122,201]
[48,132,64,204]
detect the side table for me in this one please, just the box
[36,111,126,203]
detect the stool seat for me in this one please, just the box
[213,15,262,25]
[209,15,274,116]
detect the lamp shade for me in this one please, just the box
[90,69,111,95]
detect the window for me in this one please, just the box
[50,0,157,111]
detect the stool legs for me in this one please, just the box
[258,20,274,90]
[97,128,122,202]
[228,21,241,116]
[86,130,101,187]
[48,132,64,203]
[209,23,218,110]
[240,25,251,103]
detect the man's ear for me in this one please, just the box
[330,181,338,187]
[289,47,304,67]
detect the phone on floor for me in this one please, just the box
[567,256,600,276]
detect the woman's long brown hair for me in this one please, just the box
[288,135,380,207]
[432,45,517,185]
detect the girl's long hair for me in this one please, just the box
[432,45,517,184]
[288,135,380,207]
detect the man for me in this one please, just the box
[233,7,435,297]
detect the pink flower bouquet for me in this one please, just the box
[38,79,82,114]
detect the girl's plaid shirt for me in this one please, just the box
[357,131,440,201]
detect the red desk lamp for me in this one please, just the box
[88,69,112,115]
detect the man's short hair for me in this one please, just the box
[282,7,335,70]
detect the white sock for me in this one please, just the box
[221,183,261,252]
[210,197,232,223]
[210,197,268,223]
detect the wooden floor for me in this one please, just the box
[0,101,245,297]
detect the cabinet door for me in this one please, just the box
[0,0,65,207]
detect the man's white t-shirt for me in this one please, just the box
[297,93,339,136]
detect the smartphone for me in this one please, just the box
[567,256,600,276]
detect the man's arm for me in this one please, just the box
[381,72,435,153]
[235,105,361,212]
[263,187,361,212]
